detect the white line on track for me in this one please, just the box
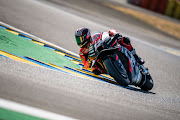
[0,98,77,120]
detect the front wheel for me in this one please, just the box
[103,56,130,86]
[140,74,154,91]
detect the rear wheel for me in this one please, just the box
[103,56,130,86]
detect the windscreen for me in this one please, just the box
[91,31,102,42]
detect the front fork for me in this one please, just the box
[140,65,149,75]
[139,65,150,85]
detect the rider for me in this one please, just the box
[75,27,144,75]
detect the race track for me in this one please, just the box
[0,0,180,120]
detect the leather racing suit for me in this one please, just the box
[79,31,137,75]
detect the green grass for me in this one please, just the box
[0,108,46,120]
[0,28,79,69]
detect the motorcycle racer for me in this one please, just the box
[75,27,144,75]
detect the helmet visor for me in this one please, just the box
[76,36,90,48]
[76,36,83,46]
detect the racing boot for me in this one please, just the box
[130,49,145,65]
[135,55,145,65]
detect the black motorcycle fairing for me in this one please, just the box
[103,55,130,86]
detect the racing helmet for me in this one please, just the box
[108,29,117,36]
[75,28,91,48]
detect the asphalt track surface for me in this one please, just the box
[0,0,180,120]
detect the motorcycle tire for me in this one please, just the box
[103,57,130,86]
[140,74,154,91]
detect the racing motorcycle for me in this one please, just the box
[89,32,153,91]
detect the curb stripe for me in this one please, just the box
[6,29,19,35]
[0,25,6,29]
[47,63,94,80]
[0,54,8,58]
[0,50,41,67]
[76,69,117,84]
[32,41,45,46]
[0,49,96,80]
[1,23,81,59]
[0,22,117,85]
[24,56,64,72]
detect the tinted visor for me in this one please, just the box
[76,36,83,47]
[76,36,82,44]
[77,36,90,48]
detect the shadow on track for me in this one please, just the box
[98,76,156,94]
[124,85,156,94]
